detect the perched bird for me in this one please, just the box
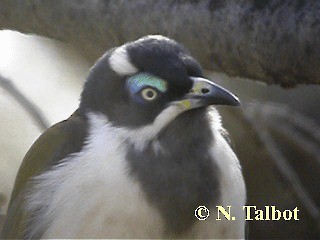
[1,35,246,239]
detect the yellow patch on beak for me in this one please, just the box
[178,99,192,110]
[192,81,208,95]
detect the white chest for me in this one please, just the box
[27,113,246,239]
[27,115,164,239]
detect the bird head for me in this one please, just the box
[79,35,239,139]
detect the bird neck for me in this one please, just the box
[156,108,214,152]
[125,107,220,235]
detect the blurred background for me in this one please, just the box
[0,30,89,218]
[0,29,319,238]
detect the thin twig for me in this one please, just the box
[251,101,320,164]
[256,102,320,142]
[0,214,5,233]
[267,120,320,162]
[260,124,320,222]
[0,75,49,131]
[243,101,320,227]
[0,192,6,232]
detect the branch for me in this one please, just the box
[0,75,49,131]
[0,214,5,233]
[269,122,320,163]
[243,101,320,227]
[0,192,6,232]
[261,103,320,163]
[261,103,320,142]
[0,0,319,87]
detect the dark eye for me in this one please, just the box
[141,88,158,101]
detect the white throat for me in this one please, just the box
[89,103,187,151]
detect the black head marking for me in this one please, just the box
[79,35,204,128]
[126,36,202,97]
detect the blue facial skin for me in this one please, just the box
[127,73,168,104]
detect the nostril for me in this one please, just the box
[201,88,210,94]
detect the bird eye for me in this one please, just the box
[141,88,158,101]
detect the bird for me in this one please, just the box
[1,35,246,239]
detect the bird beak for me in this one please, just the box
[176,77,240,110]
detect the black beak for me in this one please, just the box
[185,77,240,107]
